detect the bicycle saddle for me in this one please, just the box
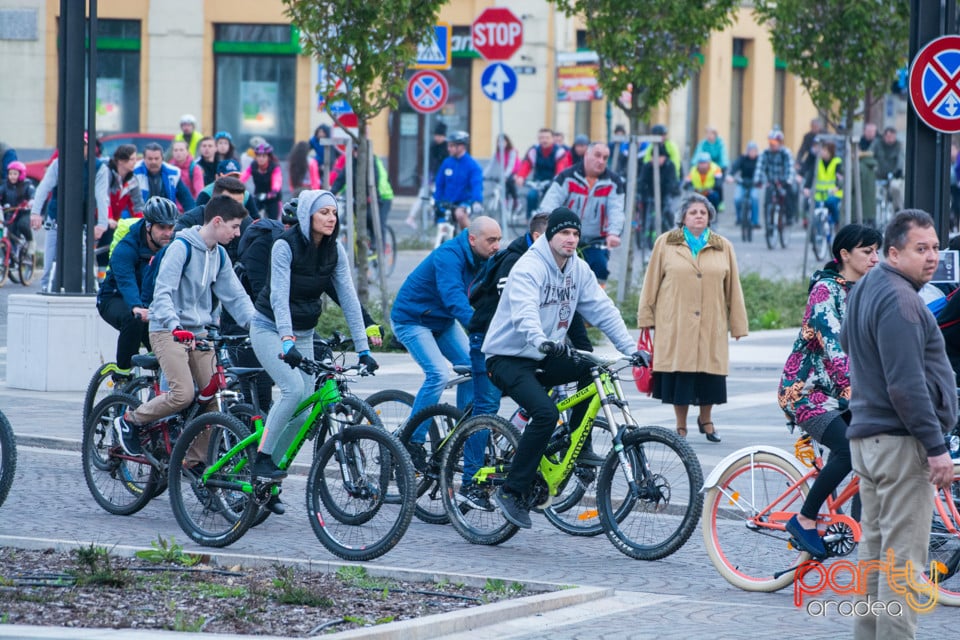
[452,365,472,376]
[130,354,160,371]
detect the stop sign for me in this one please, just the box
[472,7,523,61]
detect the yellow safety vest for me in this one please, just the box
[815,157,842,200]
[689,162,722,192]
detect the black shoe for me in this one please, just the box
[264,493,285,515]
[252,452,288,480]
[698,418,721,443]
[785,514,826,557]
[457,482,494,511]
[113,414,142,456]
[404,441,428,473]
[576,448,606,467]
[493,487,531,529]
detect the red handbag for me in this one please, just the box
[633,328,654,395]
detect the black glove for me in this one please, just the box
[358,353,379,374]
[539,340,573,359]
[631,350,651,368]
[281,344,304,368]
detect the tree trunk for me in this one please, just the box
[355,127,370,305]
[367,139,391,322]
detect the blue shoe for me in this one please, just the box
[786,514,826,557]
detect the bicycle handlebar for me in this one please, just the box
[292,356,374,378]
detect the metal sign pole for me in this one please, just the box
[498,100,508,235]
[344,137,355,284]
[421,112,432,235]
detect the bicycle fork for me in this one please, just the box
[590,368,644,498]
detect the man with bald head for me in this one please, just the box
[391,216,502,470]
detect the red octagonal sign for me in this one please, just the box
[472,7,523,61]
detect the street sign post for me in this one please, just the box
[472,7,523,61]
[406,70,448,114]
[909,34,960,134]
[480,62,519,235]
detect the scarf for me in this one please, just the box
[683,227,710,259]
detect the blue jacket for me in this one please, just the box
[391,229,481,331]
[97,219,157,309]
[434,153,483,206]
[133,161,195,210]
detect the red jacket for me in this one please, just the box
[516,144,571,181]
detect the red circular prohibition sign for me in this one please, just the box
[910,35,960,134]
[406,70,448,115]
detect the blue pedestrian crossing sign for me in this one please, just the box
[910,35,960,134]
[413,22,452,70]
[480,63,518,102]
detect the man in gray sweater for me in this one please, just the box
[482,207,643,529]
[840,210,956,639]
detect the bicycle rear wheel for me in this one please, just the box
[17,245,34,285]
[702,452,810,591]
[366,389,414,437]
[307,425,415,561]
[0,410,16,509]
[928,462,960,606]
[82,364,133,433]
[597,426,703,560]
[82,393,158,515]
[168,411,259,547]
[399,403,460,525]
[440,415,521,546]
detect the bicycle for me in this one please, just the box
[0,409,16,509]
[875,175,896,229]
[701,431,960,604]
[81,328,256,516]
[167,355,416,559]
[0,203,36,286]
[438,351,704,561]
[484,177,523,233]
[761,182,790,250]
[807,196,835,261]
[736,180,754,243]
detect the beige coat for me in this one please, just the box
[636,229,748,375]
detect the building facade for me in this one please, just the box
[0,0,835,193]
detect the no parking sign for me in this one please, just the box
[406,70,448,114]
[910,35,960,134]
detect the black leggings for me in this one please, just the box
[800,413,852,520]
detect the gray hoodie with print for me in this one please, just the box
[481,235,634,360]
[149,226,255,333]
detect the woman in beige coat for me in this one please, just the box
[637,194,749,441]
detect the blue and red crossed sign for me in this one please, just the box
[406,70,448,115]
[910,35,960,134]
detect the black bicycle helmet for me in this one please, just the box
[143,196,179,226]
[281,198,299,225]
[651,124,667,136]
[448,130,470,145]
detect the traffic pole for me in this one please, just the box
[421,112,432,234]
[498,100,508,235]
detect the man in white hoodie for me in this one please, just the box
[482,207,643,529]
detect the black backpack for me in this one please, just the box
[236,218,284,299]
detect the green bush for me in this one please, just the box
[315,294,406,352]
[739,272,808,330]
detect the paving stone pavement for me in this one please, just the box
[0,327,957,638]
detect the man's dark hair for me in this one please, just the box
[883,126,897,136]
[883,209,935,257]
[204,194,247,224]
[212,176,246,196]
[529,212,549,235]
[143,142,164,155]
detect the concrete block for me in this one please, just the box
[6,294,117,391]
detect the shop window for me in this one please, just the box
[85,19,141,133]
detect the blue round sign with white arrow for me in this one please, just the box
[480,62,518,102]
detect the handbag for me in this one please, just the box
[632,328,654,395]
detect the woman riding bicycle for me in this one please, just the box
[247,190,378,512]
[241,143,283,220]
[1,161,35,249]
[777,223,881,556]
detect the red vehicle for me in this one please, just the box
[24,133,175,185]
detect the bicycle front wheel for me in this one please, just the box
[597,426,703,560]
[399,403,461,525]
[928,462,960,606]
[365,388,415,436]
[764,204,776,250]
[168,411,259,548]
[307,425,415,561]
[0,410,16,508]
[82,393,158,515]
[17,245,34,285]
[0,240,9,286]
[809,214,827,261]
[439,415,521,546]
[778,206,790,249]
[702,452,810,591]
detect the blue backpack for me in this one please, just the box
[141,236,226,306]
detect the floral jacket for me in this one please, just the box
[778,268,852,424]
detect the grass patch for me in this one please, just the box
[739,272,808,330]
[271,566,333,608]
[194,582,248,599]
[335,565,392,590]
[483,578,524,596]
[135,535,202,567]
[70,544,131,588]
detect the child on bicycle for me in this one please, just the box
[1,161,35,249]
[777,224,881,556]
[113,196,255,468]
[803,139,843,227]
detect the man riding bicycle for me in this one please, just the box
[515,128,572,218]
[685,152,724,212]
[434,131,483,231]
[481,208,644,530]
[754,129,797,225]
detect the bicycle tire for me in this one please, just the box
[810,213,827,261]
[927,462,960,606]
[0,411,17,508]
[82,393,159,516]
[764,202,776,250]
[82,364,134,433]
[168,411,259,548]
[597,426,703,560]
[740,194,753,243]
[399,403,461,525]
[543,418,614,537]
[439,415,521,546]
[121,375,159,407]
[17,245,34,285]
[223,403,271,528]
[0,240,9,286]
[307,425,415,561]
[313,395,384,460]
[381,225,397,277]
[702,452,811,591]
[778,206,790,249]
[366,389,415,437]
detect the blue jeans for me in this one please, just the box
[820,195,841,226]
[580,246,609,283]
[734,184,759,225]
[392,320,473,443]
[466,332,501,482]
